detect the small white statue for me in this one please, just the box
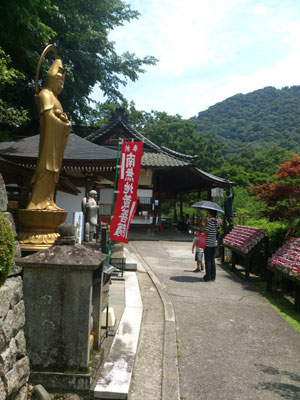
[81,190,99,242]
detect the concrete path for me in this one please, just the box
[128,266,164,400]
[130,240,300,400]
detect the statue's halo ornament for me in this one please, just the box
[35,44,58,95]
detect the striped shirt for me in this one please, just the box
[204,218,218,247]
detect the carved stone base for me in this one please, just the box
[17,209,67,251]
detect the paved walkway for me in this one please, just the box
[130,240,300,400]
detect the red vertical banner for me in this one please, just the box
[110,141,144,243]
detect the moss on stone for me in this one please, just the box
[0,212,15,285]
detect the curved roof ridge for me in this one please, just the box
[86,119,162,153]
[120,120,162,152]
[160,145,200,161]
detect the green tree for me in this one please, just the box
[0,0,157,130]
[226,146,291,179]
[212,162,251,187]
[0,46,29,138]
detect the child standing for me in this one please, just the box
[192,228,204,272]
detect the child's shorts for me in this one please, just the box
[195,249,204,262]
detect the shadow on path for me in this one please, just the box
[170,276,202,283]
[256,364,300,400]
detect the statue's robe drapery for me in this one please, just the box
[27,89,70,210]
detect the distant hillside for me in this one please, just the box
[192,86,300,156]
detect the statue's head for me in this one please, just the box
[45,58,65,95]
[89,190,97,200]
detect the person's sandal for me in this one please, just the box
[193,268,201,272]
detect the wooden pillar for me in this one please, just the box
[85,175,93,195]
[158,200,162,232]
[179,194,183,221]
[173,199,178,223]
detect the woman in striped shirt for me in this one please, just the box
[202,209,218,282]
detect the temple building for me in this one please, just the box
[0,112,232,233]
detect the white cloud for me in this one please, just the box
[93,0,300,118]
[252,5,267,15]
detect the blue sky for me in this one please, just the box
[92,0,300,118]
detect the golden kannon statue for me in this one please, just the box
[27,44,71,210]
[17,45,70,250]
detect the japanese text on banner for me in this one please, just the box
[110,142,144,243]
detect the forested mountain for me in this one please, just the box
[192,86,300,156]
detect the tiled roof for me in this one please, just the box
[0,134,117,161]
[0,132,233,186]
[0,134,188,168]
[142,152,188,167]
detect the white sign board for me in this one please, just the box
[73,211,84,244]
[137,188,153,197]
[211,188,224,198]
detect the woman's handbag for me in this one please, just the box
[196,233,207,249]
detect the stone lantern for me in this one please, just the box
[16,223,108,390]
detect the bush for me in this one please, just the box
[235,207,251,225]
[246,218,287,254]
[233,186,266,221]
[0,212,15,285]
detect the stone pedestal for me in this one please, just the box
[17,240,106,378]
[17,209,67,251]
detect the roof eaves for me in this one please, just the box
[195,168,234,186]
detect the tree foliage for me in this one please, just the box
[0,46,29,136]
[192,86,300,156]
[212,146,292,186]
[251,154,300,237]
[0,0,157,130]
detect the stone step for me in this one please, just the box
[110,246,137,272]
[124,247,137,271]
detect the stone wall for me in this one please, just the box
[0,174,30,400]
